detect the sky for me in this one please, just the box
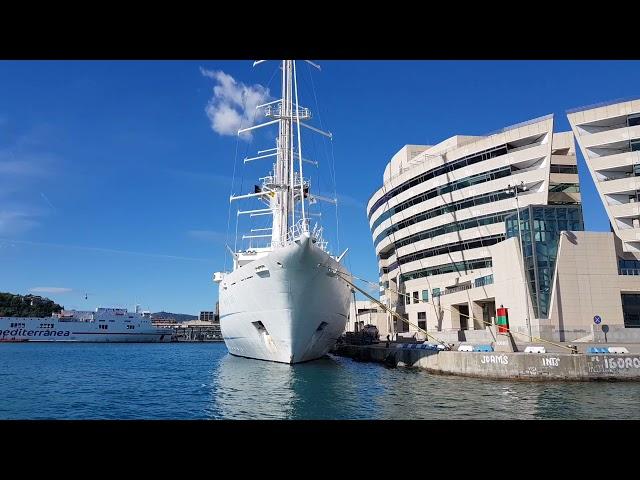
[1,60,639,314]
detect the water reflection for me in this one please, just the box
[208,352,640,420]
[2,343,640,419]
[209,353,365,419]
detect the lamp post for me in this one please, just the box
[506,181,532,342]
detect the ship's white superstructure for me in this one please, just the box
[213,60,352,364]
[0,307,173,342]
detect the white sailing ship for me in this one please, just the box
[213,60,352,364]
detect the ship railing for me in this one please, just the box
[264,104,311,120]
[288,217,310,240]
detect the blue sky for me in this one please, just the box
[1,60,639,314]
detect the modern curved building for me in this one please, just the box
[367,114,584,339]
[568,98,640,253]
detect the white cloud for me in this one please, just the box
[0,121,57,236]
[0,210,40,236]
[200,67,271,140]
[1,238,214,263]
[0,157,48,176]
[29,287,73,294]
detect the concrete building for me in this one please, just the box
[346,300,389,337]
[368,106,640,344]
[567,98,640,253]
[199,311,215,322]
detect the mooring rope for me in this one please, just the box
[320,264,575,353]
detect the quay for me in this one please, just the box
[331,341,640,381]
[152,310,223,342]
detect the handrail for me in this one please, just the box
[567,96,640,114]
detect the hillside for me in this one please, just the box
[0,292,64,317]
[151,311,197,322]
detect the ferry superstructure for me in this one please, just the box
[213,60,352,364]
[0,307,173,342]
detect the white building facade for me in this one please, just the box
[568,98,640,254]
[368,114,583,340]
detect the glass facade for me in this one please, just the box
[373,188,513,248]
[505,205,584,318]
[619,258,640,276]
[400,258,492,282]
[621,294,640,327]
[369,166,512,234]
[382,233,504,275]
[368,144,510,218]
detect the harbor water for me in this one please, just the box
[1,342,640,419]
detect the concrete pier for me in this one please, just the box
[332,344,640,381]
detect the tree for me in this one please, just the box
[0,292,63,317]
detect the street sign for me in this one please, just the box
[594,315,602,325]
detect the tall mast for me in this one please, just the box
[272,60,306,244]
[233,60,333,252]
[272,60,291,245]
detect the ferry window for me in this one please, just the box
[412,291,419,304]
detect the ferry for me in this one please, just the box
[0,307,173,342]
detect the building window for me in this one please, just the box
[550,164,578,174]
[413,291,419,304]
[418,312,426,320]
[418,320,427,330]
[474,274,494,288]
[622,293,640,327]
[432,288,441,297]
[505,205,584,318]
[421,290,429,302]
[628,114,640,128]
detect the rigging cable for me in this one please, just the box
[321,264,575,352]
[307,61,340,253]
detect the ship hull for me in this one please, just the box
[0,318,173,343]
[219,236,351,364]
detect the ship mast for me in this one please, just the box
[272,60,310,244]
[232,60,334,251]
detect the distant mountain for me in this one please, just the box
[151,311,197,322]
[0,292,63,317]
